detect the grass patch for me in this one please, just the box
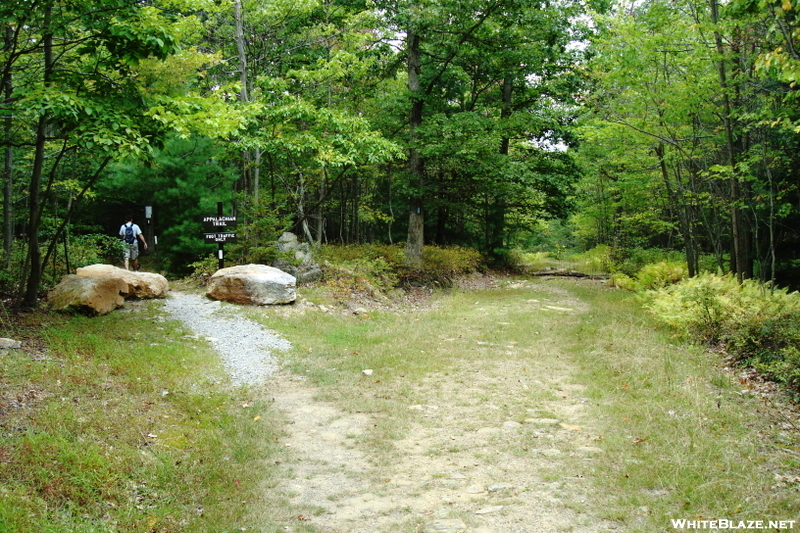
[559,282,800,530]
[0,301,292,533]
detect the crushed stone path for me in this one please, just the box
[163,291,289,385]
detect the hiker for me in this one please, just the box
[119,216,148,271]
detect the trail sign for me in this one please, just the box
[203,232,238,244]
[203,203,237,269]
[202,216,237,229]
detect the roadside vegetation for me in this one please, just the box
[0,300,295,533]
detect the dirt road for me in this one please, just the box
[255,280,623,532]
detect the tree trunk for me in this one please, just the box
[405,28,424,268]
[655,143,696,277]
[235,0,261,201]
[316,172,326,245]
[3,25,12,267]
[710,0,750,281]
[21,2,53,307]
[235,0,248,103]
[487,75,513,263]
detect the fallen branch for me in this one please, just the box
[529,270,609,280]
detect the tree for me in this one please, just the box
[377,0,586,265]
[202,0,400,245]
[99,136,239,273]
[1,0,241,306]
[580,0,800,283]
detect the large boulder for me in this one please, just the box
[273,232,323,282]
[76,264,169,299]
[48,275,127,314]
[206,264,296,305]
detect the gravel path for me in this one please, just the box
[163,291,290,386]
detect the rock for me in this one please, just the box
[465,484,486,494]
[362,369,374,376]
[487,483,513,492]
[206,264,296,305]
[409,404,439,411]
[422,519,467,532]
[48,275,127,314]
[525,418,561,425]
[273,232,323,282]
[543,305,573,312]
[540,449,563,458]
[276,231,299,251]
[76,264,168,299]
[577,446,605,455]
[0,338,22,350]
[502,420,522,429]
[475,505,503,514]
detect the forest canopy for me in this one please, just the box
[3,0,800,305]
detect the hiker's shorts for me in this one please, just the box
[123,243,139,260]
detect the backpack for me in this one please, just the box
[123,223,136,244]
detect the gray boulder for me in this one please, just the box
[206,264,296,305]
[76,264,169,299]
[48,275,127,314]
[273,232,323,282]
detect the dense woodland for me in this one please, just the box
[3,0,800,306]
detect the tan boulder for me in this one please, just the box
[76,264,169,299]
[48,275,127,314]
[207,264,296,305]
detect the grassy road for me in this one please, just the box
[256,276,800,532]
[1,276,798,532]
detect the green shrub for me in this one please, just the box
[513,250,562,271]
[646,273,800,396]
[315,244,483,293]
[609,272,636,290]
[422,245,483,277]
[610,247,686,276]
[610,261,687,291]
[188,254,222,280]
[227,198,291,265]
[570,245,614,274]
[69,234,125,268]
[317,243,405,265]
[400,246,483,287]
[635,261,687,290]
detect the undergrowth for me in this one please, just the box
[645,273,800,396]
[610,260,688,291]
[315,243,483,295]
